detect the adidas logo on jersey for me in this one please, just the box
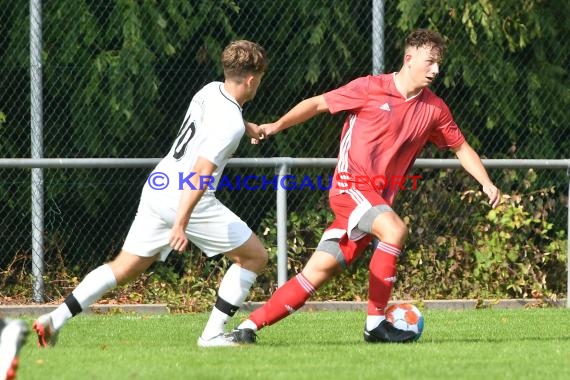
[379,103,391,111]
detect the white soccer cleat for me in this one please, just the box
[197,333,239,348]
[0,319,29,380]
[32,314,59,348]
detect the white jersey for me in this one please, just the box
[143,81,244,205]
[124,82,252,259]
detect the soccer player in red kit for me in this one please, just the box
[229,29,501,344]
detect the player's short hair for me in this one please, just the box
[221,40,268,81]
[405,29,446,60]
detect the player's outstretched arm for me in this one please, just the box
[453,141,501,208]
[260,95,329,137]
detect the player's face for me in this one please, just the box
[407,45,441,88]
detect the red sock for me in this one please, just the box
[249,273,315,329]
[368,241,401,315]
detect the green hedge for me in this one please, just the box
[256,184,566,304]
[1,172,566,312]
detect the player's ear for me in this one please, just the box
[403,53,413,67]
[244,74,255,88]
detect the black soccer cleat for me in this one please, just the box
[226,328,257,344]
[363,320,417,343]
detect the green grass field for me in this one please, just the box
[16,308,570,380]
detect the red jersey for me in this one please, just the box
[323,73,465,205]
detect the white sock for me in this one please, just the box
[49,304,72,331]
[366,315,386,331]
[50,264,117,330]
[201,264,257,340]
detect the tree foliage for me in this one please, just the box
[1,0,567,157]
[0,0,567,285]
[391,0,569,158]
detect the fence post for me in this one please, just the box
[567,167,569,308]
[30,0,45,303]
[276,162,290,287]
[371,0,385,75]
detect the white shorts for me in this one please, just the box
[122,193,252,261]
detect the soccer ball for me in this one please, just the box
[385,303,424,340]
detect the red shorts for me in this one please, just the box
[320,190,389,266]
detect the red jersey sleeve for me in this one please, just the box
[323,76,370,114]
[428,99,465,150]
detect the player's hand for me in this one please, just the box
[259,122,281,137]
[169,226,188,252]
[249,122,280,144]
[245,121,266,144]
[482,183,501,208]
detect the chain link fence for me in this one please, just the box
[0,1,568,304]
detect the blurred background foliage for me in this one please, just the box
[0,0,568,306]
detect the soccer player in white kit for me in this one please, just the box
[33,40,269,347]
[0,318,28,380]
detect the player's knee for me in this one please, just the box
[372,216,407,246]
[387,221,407,245]
[394,220,408,241]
